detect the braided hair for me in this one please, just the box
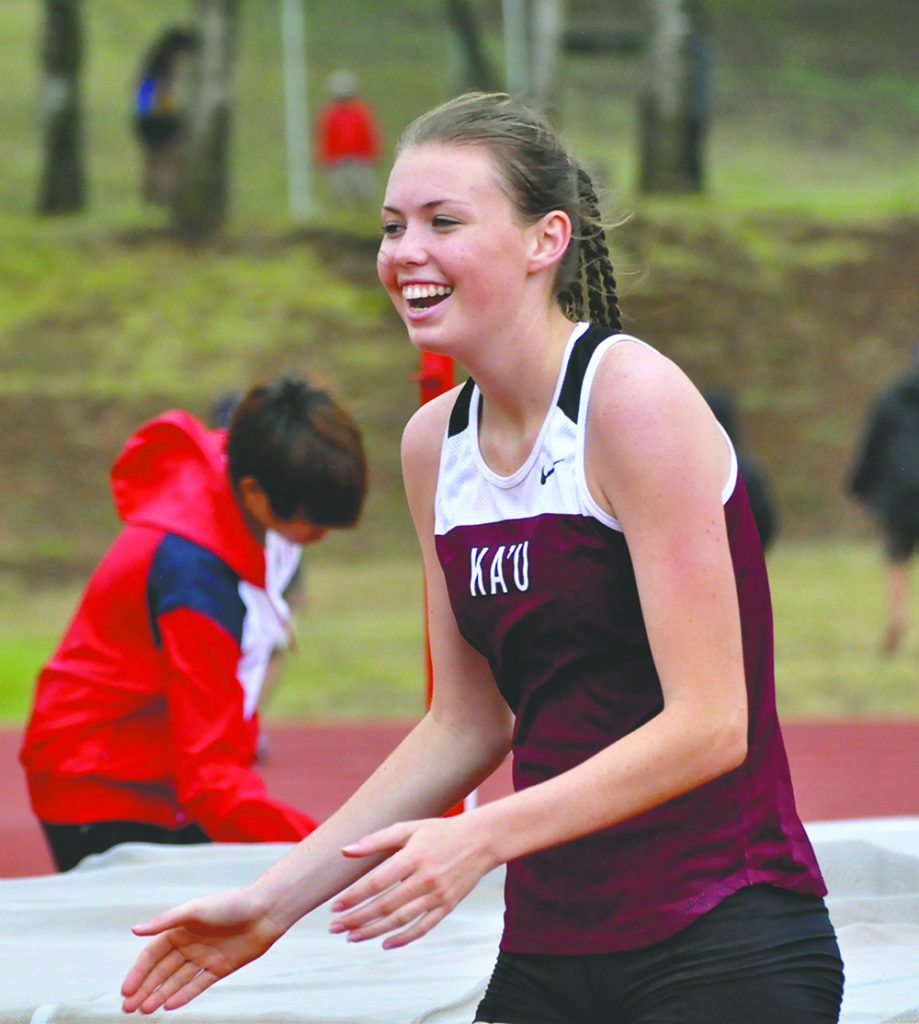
[396,92,621,331]
[557,167,621,329]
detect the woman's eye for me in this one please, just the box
[432,216,459,229]
[381,222,404,237]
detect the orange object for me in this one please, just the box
[414,351,455,407]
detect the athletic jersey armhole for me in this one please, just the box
[575,336,739,532]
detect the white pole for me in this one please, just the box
[502,0,529,98]
[281,0,311,220]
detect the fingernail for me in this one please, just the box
[330,900,344,912]
[329,921,344,934]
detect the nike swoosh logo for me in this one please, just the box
[540,459,565,484]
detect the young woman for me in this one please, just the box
[121,94,844,1022]
[21,375,366,871]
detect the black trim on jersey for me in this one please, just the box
[448,324,617,435]
[448,378,476,437]
[557,324,618,423]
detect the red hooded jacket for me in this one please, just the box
[19,412,317,842]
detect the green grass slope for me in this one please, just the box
[0,1,917,718]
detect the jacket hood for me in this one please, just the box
[111,410,265,586]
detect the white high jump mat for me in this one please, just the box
[1,818,918,1023]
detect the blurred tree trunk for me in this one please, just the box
[528,0,567,114]
[503,0,568,114]
[36,0,85,214]
[445,0,500,93]
[172,0,239,240]
[638,0,710,193]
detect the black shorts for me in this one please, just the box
[134,114,183,149]
[883,519,919,563]
[474,884,843,1024]
[42,820,211,872]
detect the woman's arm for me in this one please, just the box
[330,342,748,942]
[121,393,513,1013]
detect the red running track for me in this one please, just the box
[2,719,917,878]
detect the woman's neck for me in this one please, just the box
[469,307,577,476]
[470,306,576,429]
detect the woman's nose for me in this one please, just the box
[391,224,427,266]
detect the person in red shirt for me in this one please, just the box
[20,375,367,872]
[315,70,382,209]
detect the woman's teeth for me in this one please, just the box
[403,284,453,308]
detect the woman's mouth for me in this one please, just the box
[402,284,453,310]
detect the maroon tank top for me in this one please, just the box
[434,324,825,953]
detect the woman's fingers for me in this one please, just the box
[381,906,446,950]
[129,900,201,938]
[340,820,415,861]
[121,890,281,1012]
[161,968,221,1012]
[122,938,224,1015]
[332,822,421,913]
[121,937,186,1005]
[138,959,206,1014]
[332,841,442,930]
[329,815,488,949]
[336,890,434,942]
[143,964,219,1014]
[332,858,409,915]
[331,853,457,944]
[336,887,450,950]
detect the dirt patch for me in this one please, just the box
[617,217,919,536]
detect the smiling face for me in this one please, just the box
[377,142,550,359]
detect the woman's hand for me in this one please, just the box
[329,814,495,950]
[121,888,284,1014]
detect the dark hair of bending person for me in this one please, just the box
[228,375,366,529]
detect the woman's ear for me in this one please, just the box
[526,210,572,275]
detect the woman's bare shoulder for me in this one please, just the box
[591,339,709,441]
[401,384,465,465]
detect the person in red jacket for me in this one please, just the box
[20,375,367,872]
[315,69,382,209]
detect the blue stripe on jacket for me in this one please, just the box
[147,534,246,647]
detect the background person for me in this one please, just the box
[133,27,199,204]
[122,94,842,1023]
[315,69,382,210]
[20,375,366,872]
[848,342,919,655]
